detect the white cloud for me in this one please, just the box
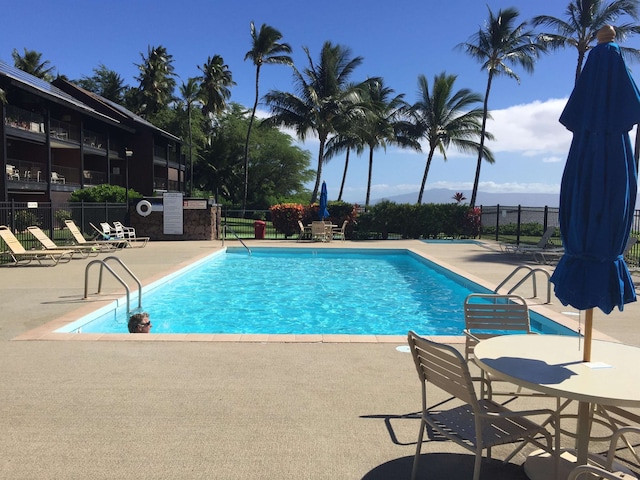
[487,98,572,156]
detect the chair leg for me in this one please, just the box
[411,419,426,480]
[473,450,483,480]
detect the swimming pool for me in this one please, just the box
[58,247,576,336]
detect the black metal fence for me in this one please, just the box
[0,201,128,250]
[2,202,639,266]
[480,204,640,266]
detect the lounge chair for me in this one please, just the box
[297,221,312,242]
[50,171,65,184]
[501,225,559,255]
[26,226,99,258]
[93,222,149,248]
[0,225,73,266]
[332,220,348,241]
[64,220,124,251]
[407,331,556,480]
[113,221,137,239]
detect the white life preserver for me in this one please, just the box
[136,200,152,217]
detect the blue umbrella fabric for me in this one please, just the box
[319,181,330,220]
[551,33,640,318]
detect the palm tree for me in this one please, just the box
[180,78,201,196]
[533,0,640,84]
[264,41,364,204]
[243,22,293,211]
[198,55,235,117]
[409,72,494,205]
[458,6,546,208]
[134,45,177,117]
[324,114,366,201]
[356,78,418,208]
[12,48,56,81]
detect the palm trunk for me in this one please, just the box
[417,147,435,205]
[365,146,374,208]
[470,73,493,208]
[243,65,261,213]
[311,134,327,204]
[338,148,350,201]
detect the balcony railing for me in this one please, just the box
[83,169,107,185]
[50,119,80,142]
[5,105,45,134]
[83,129,107,150]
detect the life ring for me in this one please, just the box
[136,200,152,217]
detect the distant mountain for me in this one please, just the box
[368,188,560,207]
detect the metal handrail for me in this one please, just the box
[495,265,552,304]
[84,256,142,318]
[222,223,251,255]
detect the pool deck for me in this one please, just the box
[2,238,639,479]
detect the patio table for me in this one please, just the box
[474,334,640,479]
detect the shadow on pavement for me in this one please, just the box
[361,453,528,480]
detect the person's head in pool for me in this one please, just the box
[128,312,152,333]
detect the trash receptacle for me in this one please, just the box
[253,220,266,239]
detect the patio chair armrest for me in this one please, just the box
[483,408,557,420]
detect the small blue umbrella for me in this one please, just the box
[550,27,640,361]
[319,181,330,220]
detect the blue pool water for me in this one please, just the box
[59,248,575,336]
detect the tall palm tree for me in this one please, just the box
[12,48,56,81]
[324,113,366,201]
[409,72,494,205]
[134,45,177,117]
[180,78,201,196]
[198,55,235,117]
[356,77,417,208]
[243,22,293,211]
[458,6,546,208]
[533,0,640,84]
[264,41,364,204]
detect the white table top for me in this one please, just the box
[474,334,640,408]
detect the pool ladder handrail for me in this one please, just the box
[494,265,552,304]
[221,223,251,255]
[84,256,143,318]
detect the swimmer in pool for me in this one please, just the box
[128,312,152,333]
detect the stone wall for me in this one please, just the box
[128,205,221,241]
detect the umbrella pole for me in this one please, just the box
[583,308,593,362]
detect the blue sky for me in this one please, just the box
[3,0,639,203]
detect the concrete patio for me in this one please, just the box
[1,239,638,479]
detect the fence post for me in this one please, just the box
[10,199,17,232]
[495,204,500,241]
[543,205,549,233]
[516,205,522,245]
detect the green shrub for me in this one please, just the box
[69,184,142,203]
[14,210,40,232]
[54,209,72,228]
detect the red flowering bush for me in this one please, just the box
[269,203,305,237]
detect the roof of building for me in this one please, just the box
[0,60,121,126]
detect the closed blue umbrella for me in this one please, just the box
[550,26,640,361]
[319,181,330,220]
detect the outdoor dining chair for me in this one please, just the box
[407,331,557,480]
